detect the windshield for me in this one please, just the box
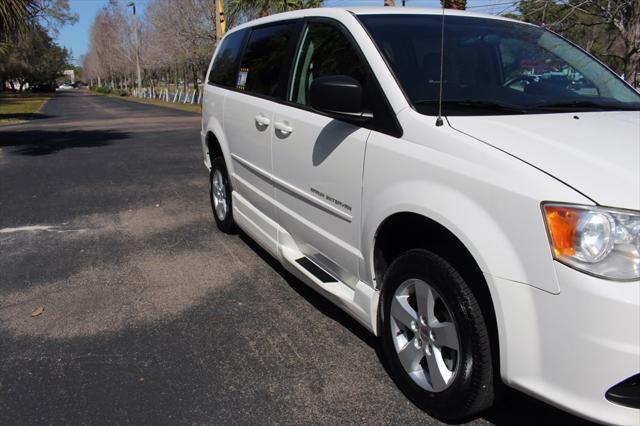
[358,14,640,115]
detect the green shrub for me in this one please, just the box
[89,86,130,96]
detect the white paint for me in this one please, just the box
[0,225,57,233]
[0,225,84,234]
[201,8,640,425]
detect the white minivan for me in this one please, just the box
[201,7,640,425]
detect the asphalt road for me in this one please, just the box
[0,91,593,425]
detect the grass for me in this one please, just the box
[123,96,202,113]
[0,92,52,123]
[98,92,201,114]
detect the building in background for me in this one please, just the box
[62,69,75,84]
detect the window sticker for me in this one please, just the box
[237,68,248,90]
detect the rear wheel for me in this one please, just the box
[380,249,494,422]
[209,156,236,234]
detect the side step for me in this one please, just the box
[295,257,337,283]
[280,244,378,334]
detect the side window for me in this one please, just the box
[289,22,369,106]
[209,29,246,87]
[238,23,296,98]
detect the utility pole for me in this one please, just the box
[127,2,142,95]
[214,0,226,40]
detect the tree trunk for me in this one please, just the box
[441,0,466,10]
[183,65,187,92]
[175,64,179,94]
[193,66,199,101]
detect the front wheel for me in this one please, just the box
[209,156,236,234]
[379,249,494,422]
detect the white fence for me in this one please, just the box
[132,87,203,105]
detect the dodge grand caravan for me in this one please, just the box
[200,7,640,425]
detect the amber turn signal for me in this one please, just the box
[543,205,580,256]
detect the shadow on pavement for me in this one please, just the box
[0,129,130,156]
[239,233,596,426]
[484,388,595,425]
[0,112,52,122]
[238,232,378,350]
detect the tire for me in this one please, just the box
[209,156,237,234]
[379,249,494,422]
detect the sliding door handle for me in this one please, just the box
[254,114,271,127]
[274,121,293,136]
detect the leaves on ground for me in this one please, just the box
[31,305,44,317]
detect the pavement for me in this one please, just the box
[0,91,593,424]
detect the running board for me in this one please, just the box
[295,257,337,283]
[279,244,379,335]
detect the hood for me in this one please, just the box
[448,111,640,210]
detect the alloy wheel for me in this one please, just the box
[390,278,460,392]
[211,169,228,221]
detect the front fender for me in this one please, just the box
[360,122,591,295]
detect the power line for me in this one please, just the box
[467,1,519,9]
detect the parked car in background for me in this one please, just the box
[201,7,640,425]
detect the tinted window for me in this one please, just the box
[238,23,296,98]
[289,22,369,106]
[209,29,246,87]
[359,15,640,115]
[288,21,401,137]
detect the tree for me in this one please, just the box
[143,0,219,96]
[0,0,76,40]
[82,1,135,89]
[1,0,38,56]
[1,1,75,89]
[227,0,323,23]
[83,0,227,97]
[441,0,467,9]
[514,0,639,85]
[36,0,78,33]
[0,24,70,90]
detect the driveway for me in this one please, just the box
[0,91,592,424]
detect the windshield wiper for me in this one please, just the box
[532,100,640,111]
[413,99,528,113]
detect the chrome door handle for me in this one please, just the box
[274,121,293,135]
[254,114,271,127]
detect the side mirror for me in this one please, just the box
[309,75,372,121]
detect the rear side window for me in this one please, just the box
[238,23,296,98]
[209,29,247,87]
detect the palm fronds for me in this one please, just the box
[227,0,323,25]
[0,0,39,37]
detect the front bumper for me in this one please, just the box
[490,263,640,425]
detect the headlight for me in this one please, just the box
[542,203,640,281]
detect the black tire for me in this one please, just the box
[209,156,237,234]
[379,249,494,422]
